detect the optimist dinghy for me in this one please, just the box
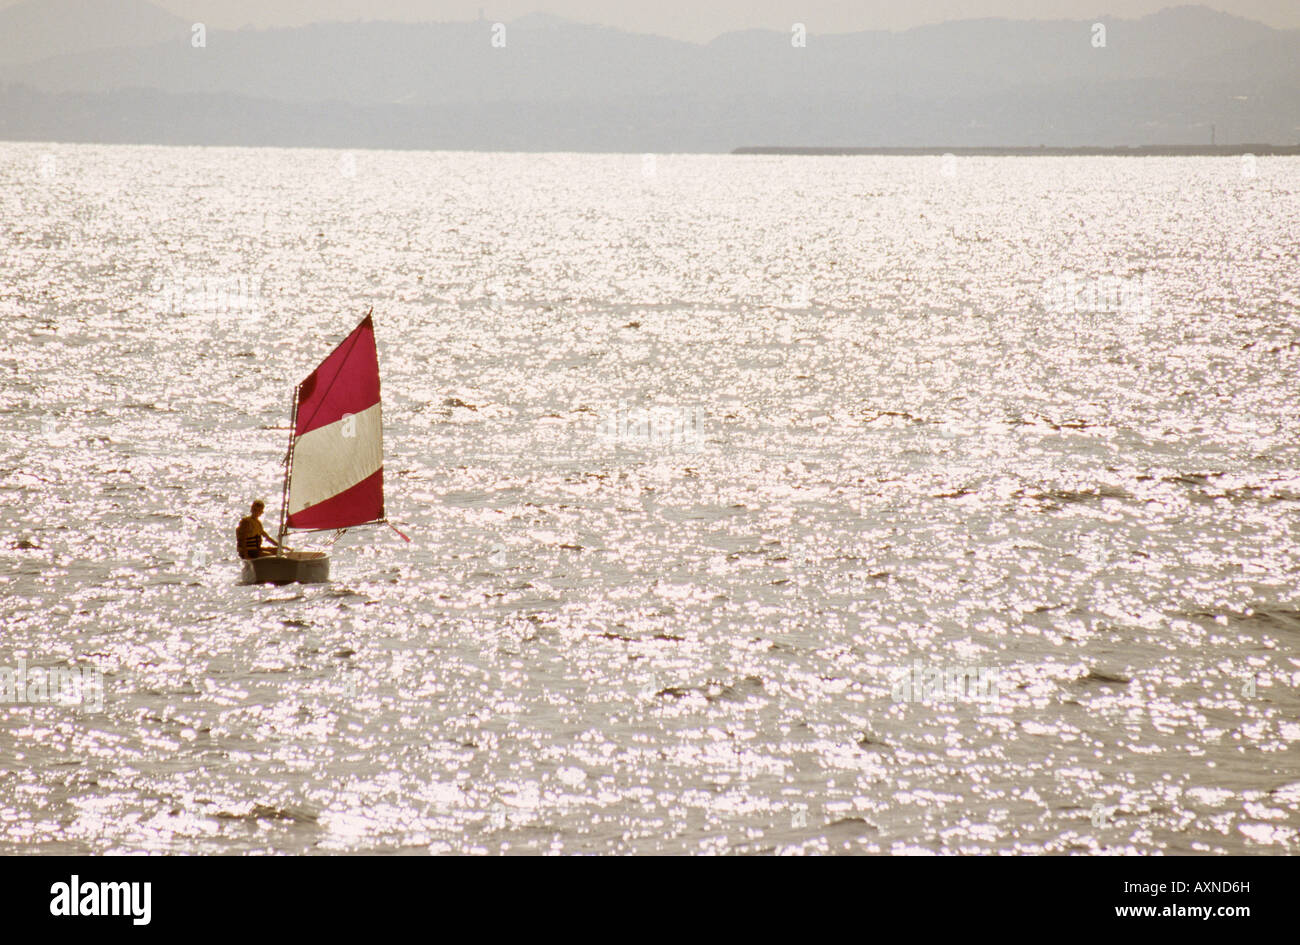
[241,311,399,584]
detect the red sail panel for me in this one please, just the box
[295,315,381,437]
[284,314,385,531]
[287,469,384,531]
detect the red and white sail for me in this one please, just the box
[284,315,385,531]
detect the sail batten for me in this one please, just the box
[284,315,385,532]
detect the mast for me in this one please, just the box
[277,384,300,551]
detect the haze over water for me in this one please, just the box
[1,143,1298,854]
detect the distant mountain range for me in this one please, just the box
[0,0,1296,151]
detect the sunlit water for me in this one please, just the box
[1,144,1298,854]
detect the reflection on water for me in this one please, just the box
[0,145,1298,853]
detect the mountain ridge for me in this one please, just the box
[0,2,1296,151]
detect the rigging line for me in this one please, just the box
[385,520,412,543]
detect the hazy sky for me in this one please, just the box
[148,1,1300,41]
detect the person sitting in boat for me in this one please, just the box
[236,500,281,559]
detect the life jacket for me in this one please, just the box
[237,521,262,559]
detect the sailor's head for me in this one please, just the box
[250,500,265,516]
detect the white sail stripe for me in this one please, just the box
[287,402,383,516]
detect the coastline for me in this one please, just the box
[733,144,1300,156]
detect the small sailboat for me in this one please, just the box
[241,311,398,584]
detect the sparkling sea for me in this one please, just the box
[1,144,1298,854]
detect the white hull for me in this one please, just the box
[240,551,330,585]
